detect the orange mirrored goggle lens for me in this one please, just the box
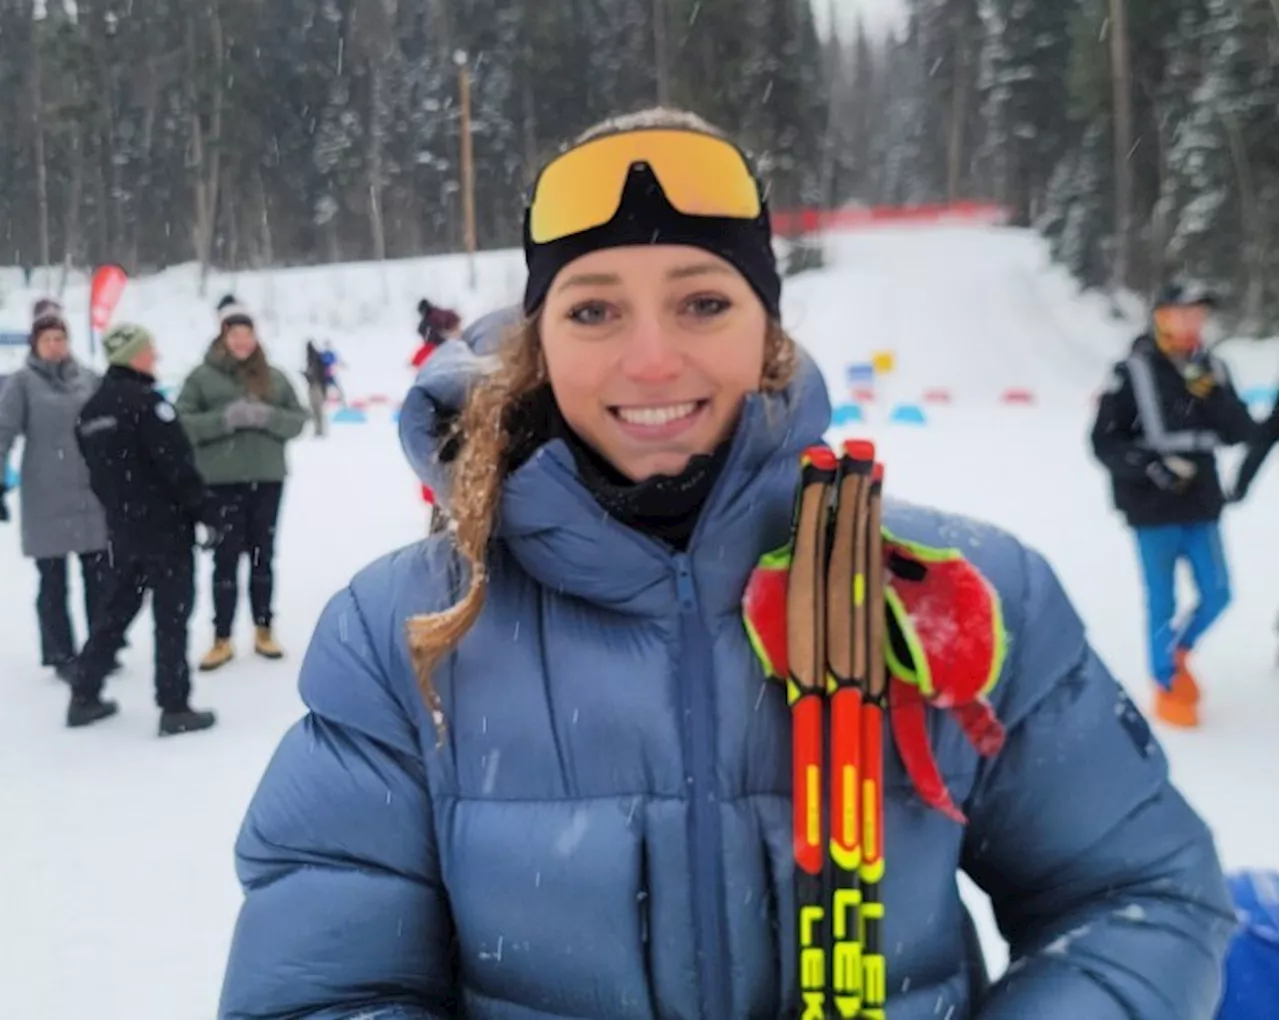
[529,129,763,244]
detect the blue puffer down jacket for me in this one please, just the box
[219,340,1234,1020]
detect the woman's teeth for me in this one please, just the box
[614,402,700,426]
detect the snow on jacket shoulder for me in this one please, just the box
[220,341,1233,1020]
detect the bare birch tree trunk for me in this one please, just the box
[187,0,224,293]
[1108,0,1134,291]
[58,126,85,298]
[945,16,971,204]
[30,24,51,285]
[368,61,388,261]
[255,166,274,267]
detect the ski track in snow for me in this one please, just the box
[1,225,1275,1017]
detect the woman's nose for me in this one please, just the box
[618,314,682,383]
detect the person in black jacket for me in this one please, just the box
[1091,284,1256,729]
[71,323,218,735]
[302,339,328,436]
[1228,394,1278,503]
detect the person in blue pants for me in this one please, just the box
[1133,522,1232,704]
[1091,283,1255,727]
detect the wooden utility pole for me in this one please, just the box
[1108,0,1133,291]
[456,49,477,289]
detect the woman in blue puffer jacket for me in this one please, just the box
[219,108,1234,1020]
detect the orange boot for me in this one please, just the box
[1171,648,1201,705]
[1154,684,1199,727]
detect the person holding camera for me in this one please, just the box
[1091,283,1256,728]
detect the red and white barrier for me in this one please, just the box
[772,201,1010,239]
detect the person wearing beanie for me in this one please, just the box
[409,298,462,370]
[31,297,62,324]
[0,299,112,680]
[415,298,435,339]
[301,339,329,436]
[175,295,307,671]
[71,322,218,736]
[1091,282,1255,728]
[221,109,1231,1020]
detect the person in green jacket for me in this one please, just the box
[175,296,307,670]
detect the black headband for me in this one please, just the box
[522,163,781,319]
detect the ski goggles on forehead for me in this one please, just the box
[527,128,765,245]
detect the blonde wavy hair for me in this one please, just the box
[406,107,799,727]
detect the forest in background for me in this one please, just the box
[0,0,1275,331]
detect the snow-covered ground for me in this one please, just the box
[1,225,1275,1018]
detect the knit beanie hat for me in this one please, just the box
[29,298,68,348]
[522,154,780,319]
[33,297,62,322]
[101,323,155,367]
[217,293,254,331]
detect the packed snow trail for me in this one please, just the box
[0,225,1274,1018]
[781,226,1135,410]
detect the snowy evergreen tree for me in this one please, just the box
[874,21,936,204]
[978,0,1074,224]
[0,0,1273,330]
[1162,0,1277,329]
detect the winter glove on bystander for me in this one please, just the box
[0,485,9,523]
[195,520,227,551]
[223,398,274,431]
[1147,455,1198,492]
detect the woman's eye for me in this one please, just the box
[683,294,732,318]
[568,301,613,326]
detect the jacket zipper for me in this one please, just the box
[673,552,731,1020]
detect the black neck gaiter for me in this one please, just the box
[504,385,731,551]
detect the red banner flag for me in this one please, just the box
[90,265,128,332]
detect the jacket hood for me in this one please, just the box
[461,305,523,355]
[398,337,832,615]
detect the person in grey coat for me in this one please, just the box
[0,300,112,678]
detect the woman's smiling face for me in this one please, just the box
[538,244,768,482]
